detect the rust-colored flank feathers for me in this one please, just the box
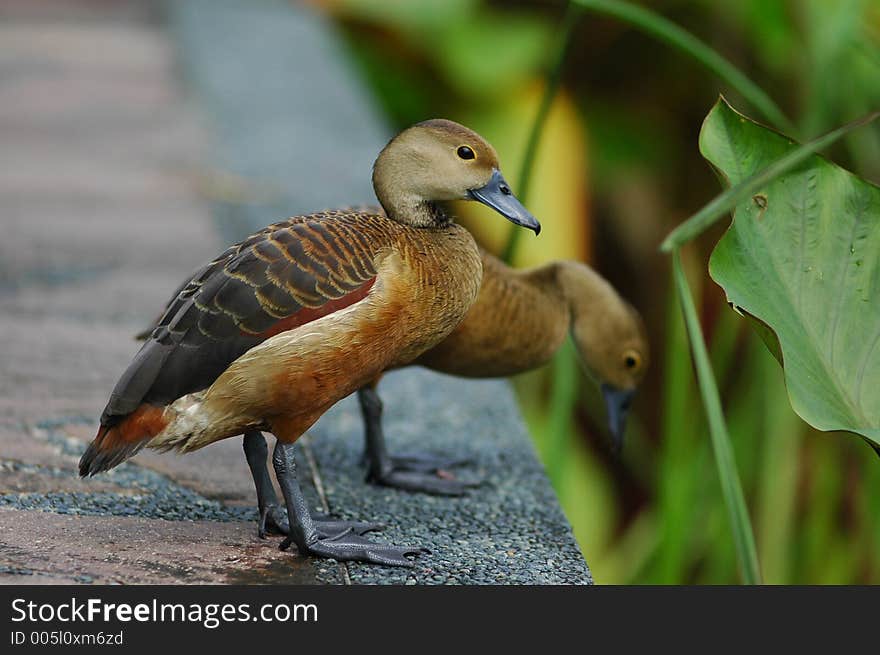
[257,277,376,339]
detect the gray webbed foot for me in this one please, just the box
[273,439,425,567]
[313,518,384,539]
[258,506,383,540]
[358,387,481,495]
[280,529,426,567]
[383,452,473,474]
[368,466,482,496]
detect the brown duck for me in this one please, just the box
[79,119,540,566]
[359,248,649,494]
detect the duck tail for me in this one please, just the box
[79,404,169,477]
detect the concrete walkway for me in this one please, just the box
[0,0,591,585]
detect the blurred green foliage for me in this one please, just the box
[320,0,880,583]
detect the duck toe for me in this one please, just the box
[258,504,290,539]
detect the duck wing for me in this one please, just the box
[101,212,382,427]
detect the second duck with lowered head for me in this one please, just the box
[358,247,650,495]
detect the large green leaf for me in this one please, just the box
[702,99,880,445]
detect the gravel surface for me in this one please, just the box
[0,418,324,526]
[309,370,592,585]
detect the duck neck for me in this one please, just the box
[495,258,572,366]
[388,198,452,229]
[524,262,573,332]
[553,261,640,387]
[372,156,454,228]
[553,260,619,335]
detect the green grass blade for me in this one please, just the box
[755,344,800,584]
[573,0,795,134]
[672,251,762,584]
[501,2,582,264]
[660,108,880,252]
[652,276,702,583]
[544,339,581,485]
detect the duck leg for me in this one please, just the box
[244,430,289,538]
[243,431,383,540]
[273,440,423,566]
[359,386,480,496]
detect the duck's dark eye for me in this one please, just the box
[623,351,641,370]
[457,145,475,160]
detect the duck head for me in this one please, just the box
[373,119,540,233]
[557,262,649,454]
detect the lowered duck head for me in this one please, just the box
[373,119,540,234]
[557,261,649,454]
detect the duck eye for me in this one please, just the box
[457,145,476,160]
[624,351,640,370]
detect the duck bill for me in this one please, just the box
[601,384,636,456]
[468,169,541,234]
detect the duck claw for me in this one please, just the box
[258,504,289,539]
[281,530,426,567]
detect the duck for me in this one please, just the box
[359,248,649,494]
[79,119,540,566]
[242,247,649,537]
